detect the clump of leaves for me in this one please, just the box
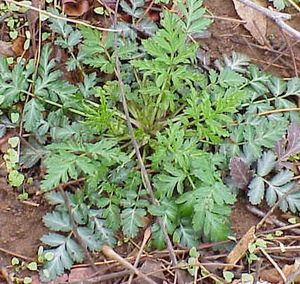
[230,123,300,213]
[2,0,300,282]
[4,137,24,187]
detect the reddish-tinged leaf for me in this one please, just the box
[63,0,89,16]
[0,41,15,57]
[230,157,252,189]
[275,123,300,170]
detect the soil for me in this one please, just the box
[0,178,48,266]
[1,0,300,282]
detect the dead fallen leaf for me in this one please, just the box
[226,226,256,269]
[260,268,284,283]
[12,37,25,57]
[68,267,94,281]
[232,0,267,45]
[136,260,166,284]
[63,0,89,17]
[283,259,300,283]
[0,41,15,57]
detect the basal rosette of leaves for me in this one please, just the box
[1,0,300,281]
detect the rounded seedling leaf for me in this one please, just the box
[255,238,267,248]
[27,262,38,271]
[23,277,32,284]
[38,246,44,256]
[8,136,19,148]
[241,273,254,283]
[10,112,19,123]
[189,247,198,258]
[94,7,104,14]
[44,252,54,261]
[257,151,276,177]
[223,271,234,283]
[11,257,20,266]
[288,217,297,224]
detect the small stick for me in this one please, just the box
[102,245,157,284]
[247,205,300,234]
[0,248,33,261]
[263,245,300,253]
[259,108,300,116]
[128,228,151,284]
[256,186,298,230]
[281,31,298,77]
[253,257,263,284]
[260,248,286,282]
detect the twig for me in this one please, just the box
[256,186,299,230]
[263,245,300,253]
[246,205,300,234]
[237,0,300,40]
[102,245,157,284]
[287,0,300,12]
[59,187,97,272]
[254,257,263,284]
[128,228,151,284]
[6,0,119,32]
[260,248,286,282]
[259,107,300,116]
[62,270,131,284]
[281,30,298,77]
[0,248,33,261]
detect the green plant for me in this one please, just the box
[4,137,24,187]
[269,0,299,10]
[2,0,300,282]
[230,123,300,213]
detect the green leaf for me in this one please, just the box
[248,176,265,205]
[77,227,102,251]
[40,243,73,282]
[27,262,38,271]
[23,99,45,132]
[41,233,67,246]
[121,208,146,238]
[43,211,72,232]
[149,199,178,234]
[154,166,186,198]
[176,0,212,35]
[218,68,246,88]
[66,238,84,263]
[257,151,276,176]
[173,219,198,247]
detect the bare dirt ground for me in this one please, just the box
[1,0,300,283]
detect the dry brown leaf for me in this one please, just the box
[232,0,267,45]
[68,267,94,281]
[12,37,25,57]
[0,41,15,57]
[260,268,284,283]
[283,259,300,283]
[226,226,256,269]
[63,0,89,17]
[137,260,166,284]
